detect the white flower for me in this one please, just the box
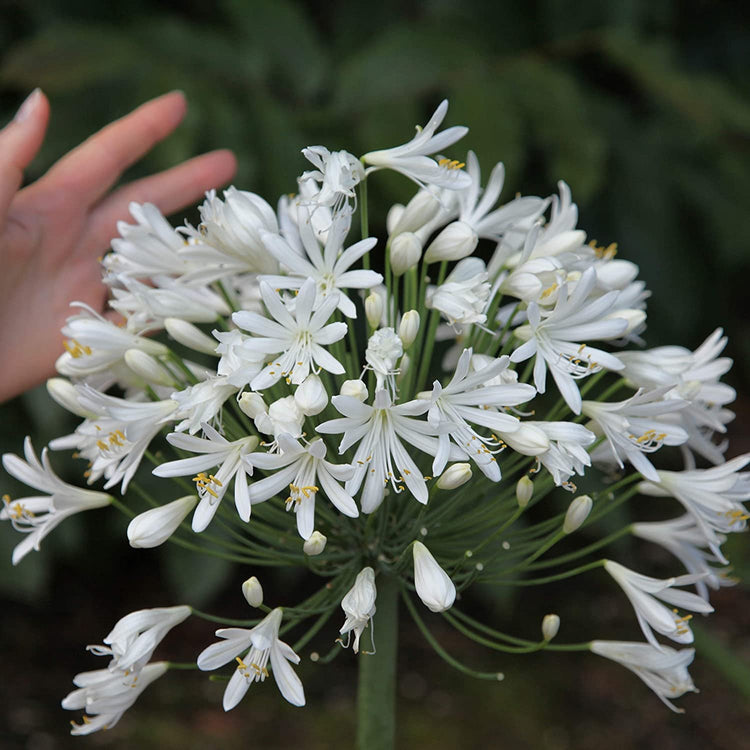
[590,641,696,713]
[253,396,305,443]
[55,303,168,378]
[632,515,735,602]
[413,540,456,612]
[197,607,305,709]
[582,388,689,482]
[510,267,628,414]
[300,146,365,213]
[127,495,197,548]
[88,606,191,673]
[261,208,381,318]
[214,328,265,388]
[365,328,404,390]
[339,567,377,653]
[427,349,535,480]
[637,455,750,562]
[527,420,595,486]
[1,437,111,564]
[62,661,168,734]
[362,100,471,190]
[318,389,452,513]
[233,278,346,390]
[153,423,258,530]
[604,560,713,648]
[429,257,491,327]
[171,376,238,435]
[247,434,357,539]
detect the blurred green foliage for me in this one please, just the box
[0,1,748,744]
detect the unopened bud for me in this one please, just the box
[542,614,560,641]
[340,379,368,402]
[391,189,442,235]
[563,495,593,534]
[127,495,197,548]
[436,463,472,490]
[164,317,219,355]
[398,310,420,349]
[498,424,550,456]
[238,392,267,419]
[365,293,383,329]
[605,308,646,335]
[242,576,264,607]
[124,349,173,387]
[390,232,422,276]
[396,353,410,384]
[424,220,478,263]
[294,373,328,416]
[303,531,327,556]
[516,476,534,508]
[386,203,405,235]
[46,378,97,418]
[413,541,456,613]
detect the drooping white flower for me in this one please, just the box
[510,267,628,414]
[1,437,112,564]
[632,515,735,602]
[637,455,750,562]
[261,208,381,318]
[362,100,471,190]
[197,607,305,709]
[526,420,596,487]
[153,424,259,530]
[247,434,357,539]
[339,567,377,653]
[318,390,455,512]
[582,388,689,482]
[233,278,346,390]
[429,257,491,327]
[127,495,198,548]
[365,328,404,390]
[62,661,168,735]
[213,329,265,388]
[604,560,714,648]
[171,376,238,435]
[413,540,456,613]
[590,641,696,712]
[87,606,191,673]
[300,146,365,213]
[426,349,535,480]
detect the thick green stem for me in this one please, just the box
[357,573,399,750]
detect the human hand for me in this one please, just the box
[0,89,237,402]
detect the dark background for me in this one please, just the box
[1,1,749,748]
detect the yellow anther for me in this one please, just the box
[540,283,558,300]
[63,338,92,358]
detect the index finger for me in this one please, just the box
[38,90,189,207]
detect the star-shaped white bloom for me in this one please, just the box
[1,437,112,565]
[153,423,258,530]
[197,607,305,709]
[233,278,347,390]
[246,434,357,540]
[260,208,381,318]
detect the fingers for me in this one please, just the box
[0,88,50,219]
[83,149,237,251]
[40,90,189,207]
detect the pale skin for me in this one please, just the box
[0,89,237,403]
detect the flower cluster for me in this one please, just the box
[3,100,747,731]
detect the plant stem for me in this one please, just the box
[357,573,399,750]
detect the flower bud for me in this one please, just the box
[498,424,550,456]
[46,378,97,418]
[127,495,197,548]
[390,232,422,276]
[391,189,442,235]
[124,349,174,387]
[340,379,368,402]
[365,293,384,329]
[424,220,478,263]
[398,310,420,349]
[396,353,410,385]
[164,317,219,355]
[436,463,472,490]
[542,614,560,641]
[386,203,405,235]
[605,308,646,335]
[413,541,456,613]
[294,373,328,416]
[516,476,534,508]
[242,576,264,608]
[267,396,303,438]
[238,392,267,420]
[563,494,593,534]
[303,531,327,556]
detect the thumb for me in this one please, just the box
[0,88,50,219]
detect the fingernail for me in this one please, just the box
[15,88,42,123]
